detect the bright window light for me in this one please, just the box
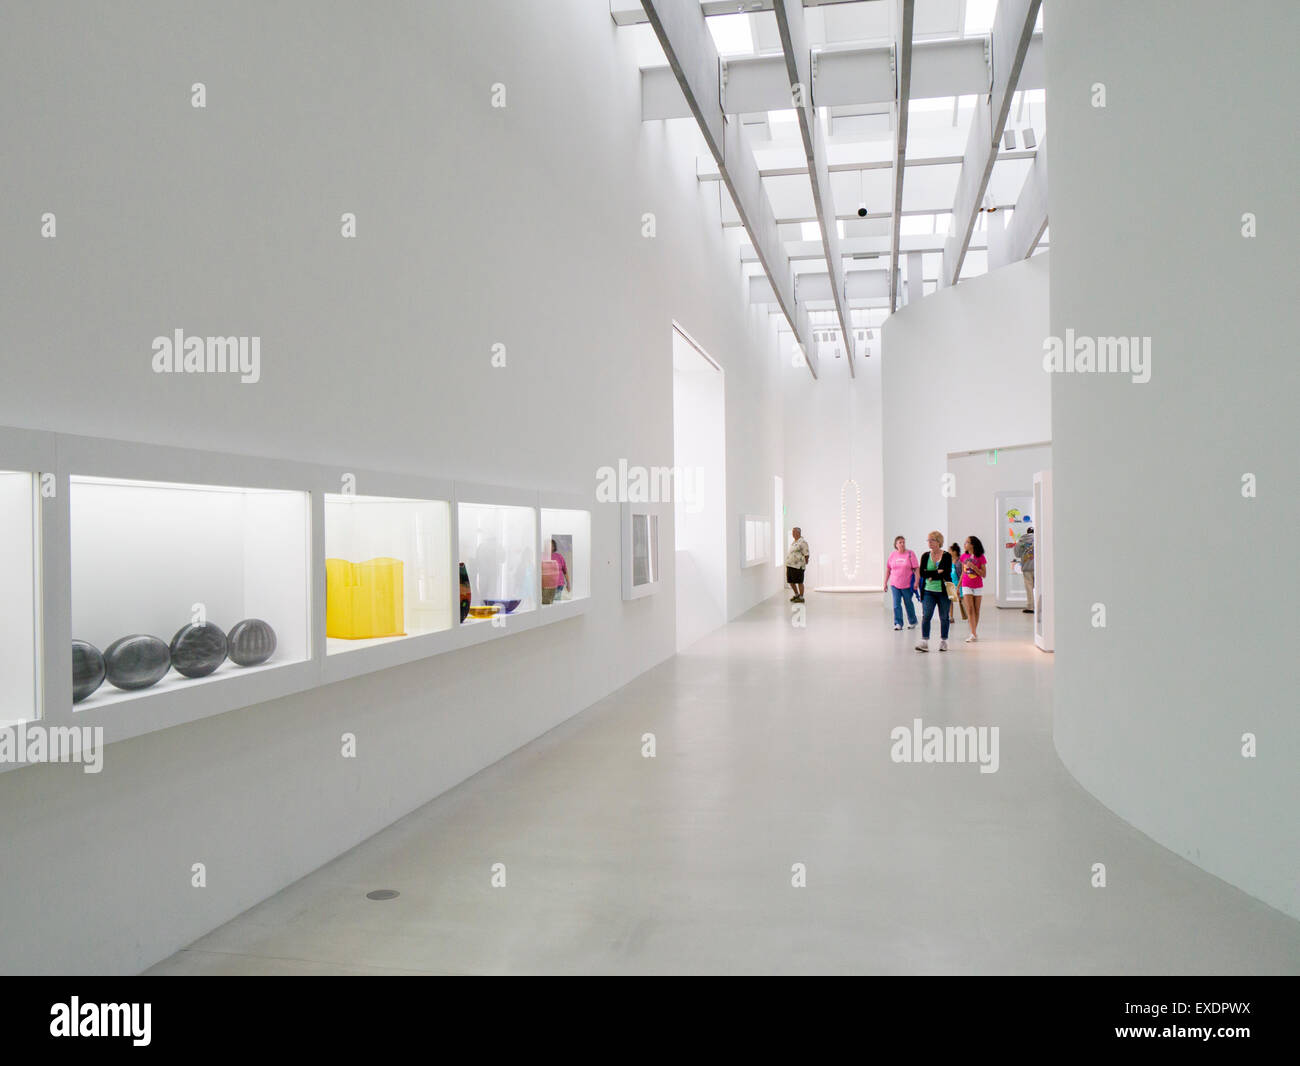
[801,221,822,242]
[934,212,953,235]
[900,214,934,235]
[767,109,796,125]
[707,13,754,56]
[909,96,955,113]
[964,0,998,36]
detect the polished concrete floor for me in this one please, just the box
[150,592,1300,975]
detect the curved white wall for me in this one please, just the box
[880,256,1051,564]
[1047,1,1299,919]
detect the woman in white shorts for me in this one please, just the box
[959,535,988,642]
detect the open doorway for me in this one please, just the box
[672,323,726,652]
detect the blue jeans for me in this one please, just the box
[921,588,950,640]
[890,585,917,626]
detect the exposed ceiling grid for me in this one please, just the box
[624,0,1048,381]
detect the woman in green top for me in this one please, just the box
[914,531,953,652]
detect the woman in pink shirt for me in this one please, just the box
[884,535,919,630]
[549,539,569,601]
[959,535,988,642]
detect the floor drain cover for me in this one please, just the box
[366,889,399,901]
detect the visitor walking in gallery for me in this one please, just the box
[885,535,919,630]
[948,541,964,625]
[960,536,988,642]
[786,527,809,603]
[914,532,953,652]
[1014,526,1035,613]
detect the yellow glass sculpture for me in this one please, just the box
[326,557,406,639]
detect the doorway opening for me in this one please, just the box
[672,323,726,652]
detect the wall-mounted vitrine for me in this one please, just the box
[68,476,312,709]
[324,493,452,653]
[540,492,592,621]
[0,469,40,728]
[0,422,601,764]
[456,483,540,646]
[620,500,667,601]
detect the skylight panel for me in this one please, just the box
[707,13,754,57]
[801,221,822,242]
[964,0,998,36]
[901,214,934,235]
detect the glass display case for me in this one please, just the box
[539,505,591,608]
[0,470,39,727]
[69,476,311,709]
[457,498,538,627]
[324,494,452,654]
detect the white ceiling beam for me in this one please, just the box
[695,149,1038,181]
[989,138,1048,268]
[739,228,1046,261]
[942,0,1042,286]
[641,37,1042,120]
[888,0,916,312]
[613,0,865,26]
[774,0,858,372]
[640,0,817,378]
[751,268,892,306]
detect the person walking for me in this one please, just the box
[884,535,919,630]
[948,541,964,625]
[914,532,953,652]
[785,527,810,603]
[1014,526,1035,613]
[959,535,988,642]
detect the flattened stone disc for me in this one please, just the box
[72,639,106,703]
[169,622,228,679]
[104,634,171,691]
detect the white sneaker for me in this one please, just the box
[965,634,977,643]
[907,622,917,629]
[894,623,902,630]
[914,640,929,652]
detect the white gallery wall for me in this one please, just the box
[0,0,783,973]
[673,329,728,651]
[1047,1,1299,919]
[880,255,1050,581]
[782,345,885,590]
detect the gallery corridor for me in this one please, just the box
[150,595,1300,976]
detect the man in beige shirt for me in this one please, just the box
[785,527,810,603]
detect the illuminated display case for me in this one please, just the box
[0,468,40,728]
[69,476,311,710]
[539,493,592,621]
[324,493,452,655]
[456,485,539,642]
[0,424,599,763]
